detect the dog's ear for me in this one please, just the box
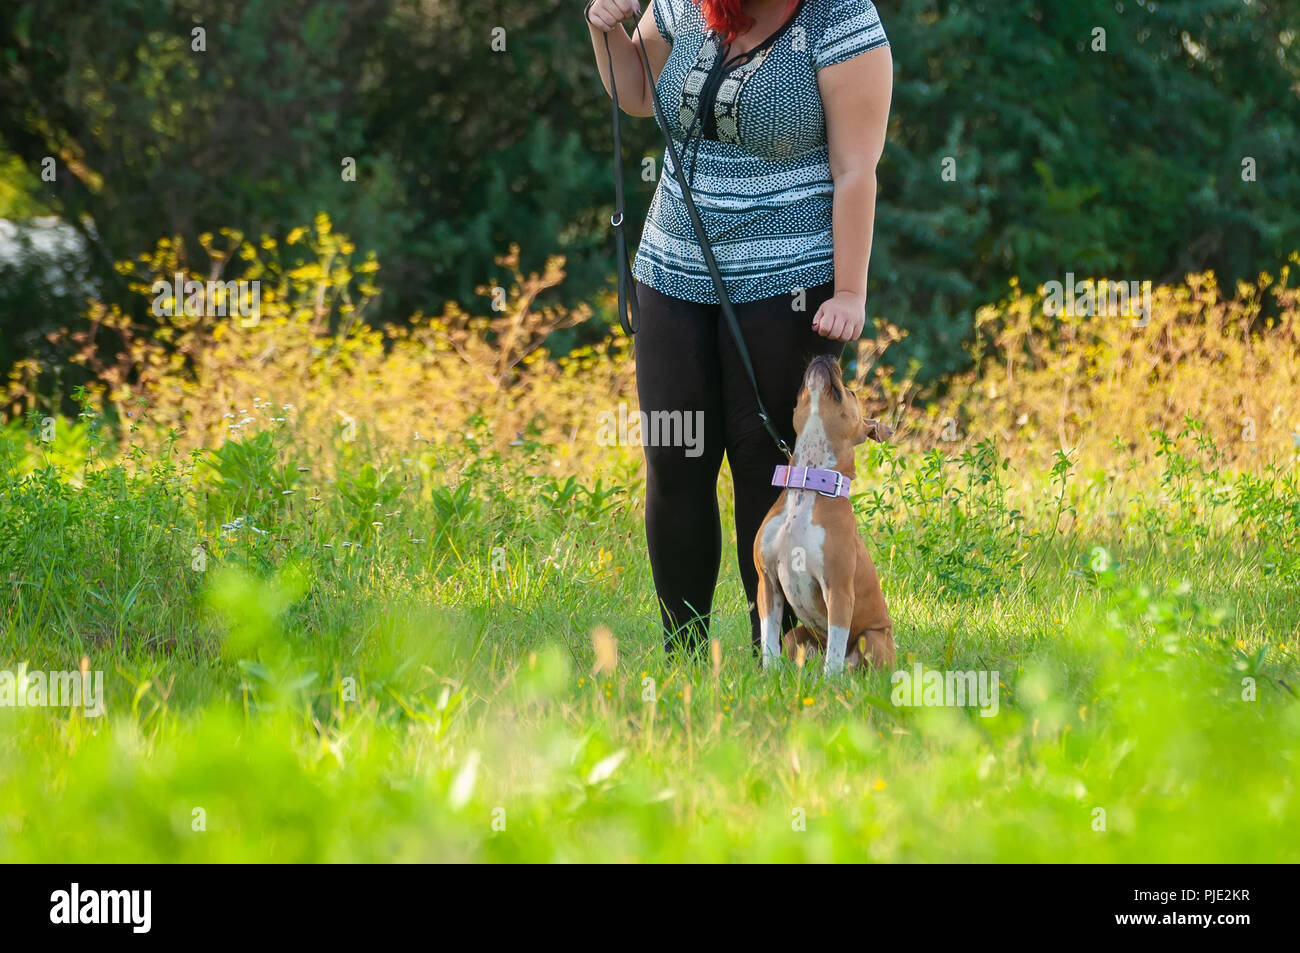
[861,417,894,443]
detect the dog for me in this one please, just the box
[753,355,896,673]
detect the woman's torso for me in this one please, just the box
[631,0,888,305]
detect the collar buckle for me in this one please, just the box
[817,471,844,499]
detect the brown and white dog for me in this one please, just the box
[753,355,895,673]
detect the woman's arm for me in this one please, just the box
[812,44,894,342]
[587,0,672,118]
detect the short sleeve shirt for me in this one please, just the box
[633,0,889,304]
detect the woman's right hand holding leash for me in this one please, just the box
[586,0,643,33]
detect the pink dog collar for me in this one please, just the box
[771,465,852,499]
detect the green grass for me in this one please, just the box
[0,409,1297,862]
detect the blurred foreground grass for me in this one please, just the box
[0,406,1296,862]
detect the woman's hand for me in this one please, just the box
[587,0,643,32]
[812,290,867,342]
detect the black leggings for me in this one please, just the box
[633,279,845,654]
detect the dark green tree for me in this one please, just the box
[0,0,1296,387]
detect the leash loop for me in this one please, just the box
[605,28,640,338]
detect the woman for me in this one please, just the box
[585,0,892,654]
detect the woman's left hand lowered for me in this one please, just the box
[812,290,866,342]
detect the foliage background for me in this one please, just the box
[2,0,1298,382]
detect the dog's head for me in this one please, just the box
[793,355,894,447]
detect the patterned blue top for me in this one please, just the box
[632,0,889,304]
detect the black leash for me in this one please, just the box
[606,27,640,340]
[602,14,793,460]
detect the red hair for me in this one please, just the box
[694,0,801,45]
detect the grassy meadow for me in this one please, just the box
[1,227,1298,862]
